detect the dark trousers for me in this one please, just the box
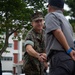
[49,52,75,75]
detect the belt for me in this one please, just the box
[52,50,60,55]
[47,50,65,61]
[52,50,65,56]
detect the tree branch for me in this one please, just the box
[9,27,20,36]
[0,35,9,57]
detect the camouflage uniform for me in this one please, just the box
[23,28,45,75]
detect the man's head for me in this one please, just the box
[47,0,64,12]
[31,11,44,32]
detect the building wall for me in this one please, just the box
[1,33,23,73]
[13,54,18,63]
[18,40,22,61]
[2,34,13,72]
[2,61,13,71]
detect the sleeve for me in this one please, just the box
[24,33,34,47]
[24,40,34,47]
[45,14,61,33]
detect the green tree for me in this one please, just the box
[0,0,47,74]
[0,0,33,56]
[65,0,75,32]
[24,0,47,16]
[0,0,47,56]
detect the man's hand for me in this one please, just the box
[44,62,48,70]
[70,50,75,61]
[40,53,47,59]
[38,53,47,62]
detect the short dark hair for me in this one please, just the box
[48,0,64,9]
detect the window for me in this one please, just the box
[8,43,12,48]
[1,57,12,61]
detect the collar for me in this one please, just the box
[55,10,63,14]
[32,28,43,34]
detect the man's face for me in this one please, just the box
[47,4,52,13]
[47,4,51,12]
[32,19,44,31]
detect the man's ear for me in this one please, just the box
[49,5,51,10]
[31,22,34,26]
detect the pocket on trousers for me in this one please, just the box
[51,52,72,65]
[57,52,72,61]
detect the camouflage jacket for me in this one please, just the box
[23,28,45,75]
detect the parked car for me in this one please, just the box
[2,72,13,75]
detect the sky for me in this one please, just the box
[64,4,71,20]
[64,4,70,11]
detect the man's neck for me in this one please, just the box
[33,29,43,34]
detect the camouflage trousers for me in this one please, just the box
[24,72,43,75]
[23,62,44,75]
[23,65,44,75]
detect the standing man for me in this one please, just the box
[45,0,75,75]
[23,11,48,75]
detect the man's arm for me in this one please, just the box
[52,29,75,60]
[53,29,70,50]
[26,45,47,62]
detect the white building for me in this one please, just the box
[1,32,23,75]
